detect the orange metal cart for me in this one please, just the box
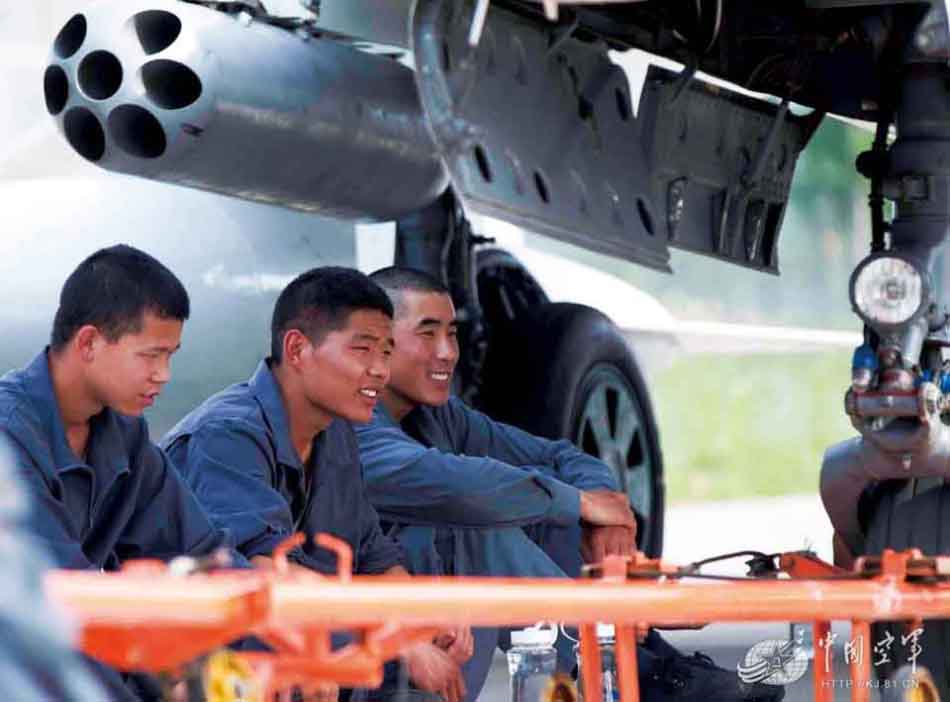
[44,535,949,702]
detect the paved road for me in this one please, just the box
[477,496,887,701]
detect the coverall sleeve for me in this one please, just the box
[357,420,581,528]
[0,434,125,701]
[446,399,619,492]
[164,422,290,562]
[116,439,246,565]
[0,428,94,569]
[354,466,405,574]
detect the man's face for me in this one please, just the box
[389,291,459,409]
[86,311,183,416]
[297,309,393,424]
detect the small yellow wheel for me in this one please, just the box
[544,673,578,702]
[905,667,940,702]
[204,650,261,702]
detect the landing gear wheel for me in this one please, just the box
[865,481,950,698]
[480,300,665,557]
[573,362,660,550]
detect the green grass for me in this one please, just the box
[652,350,856,504]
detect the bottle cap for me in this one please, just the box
[596,623,615,640]
[510,622,558,648]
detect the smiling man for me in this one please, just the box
[162,267,470,702]
[356,267,784,702]
[0,244,234,700]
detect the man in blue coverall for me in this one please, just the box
[163,267,473,702]
[357,267,784,702]
[0,245,237,701]
[0,438,107,700]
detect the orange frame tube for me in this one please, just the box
[45,547,948,702]
[813,619,833,702]
[850,620,872,702]
[615,624,639,702]
[579,623,602,702]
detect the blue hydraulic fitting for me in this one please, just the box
[913,369,950,393]
[852,344,878,372]
[851,344,878,392]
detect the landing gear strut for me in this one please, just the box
[820,14,950,696]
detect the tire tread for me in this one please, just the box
[867,482,950,694]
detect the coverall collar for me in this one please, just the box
[376,398,433,431]
[248,359,302,471]
[374,401,401,428]
[21,349,129,480]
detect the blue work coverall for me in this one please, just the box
[0,350,235,700]
[161,360,403,576]
[162,361,408,700]
[0,434,107,701]
[355,399,623,698]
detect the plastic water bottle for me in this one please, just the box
[576,623,618,702]
[789,622,814,659]
[508,623,558,702]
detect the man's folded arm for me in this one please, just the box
[446,399,619,492]
[355,470,406,574]
[358,423,581,528]
[115,440,249,566]
[0,429,95,569]
[157,424,297,564]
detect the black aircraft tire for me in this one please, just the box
[865,482,950,696]
[480,302,665,557]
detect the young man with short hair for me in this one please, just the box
[0,244,234,700]
[356,266,784,702]
[162,267,470,702]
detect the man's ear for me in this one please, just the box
[281,329,309,368]
[73,325,101,362]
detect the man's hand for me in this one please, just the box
[581,524,636,563]
[404,642,466,702]
[433,625,475,666]
[250,554,275,570]
[579,490,636,529]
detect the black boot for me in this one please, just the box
[644,651,785,702]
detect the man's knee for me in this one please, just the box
[391,526,444,575]
[454,527,568,578]
[524,523,583,578]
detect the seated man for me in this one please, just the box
[0,439,107,701]
[357,267,784,702]
[0,245,236,700]
[162,267,471,702]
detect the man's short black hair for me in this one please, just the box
[51,244,190,351]
[271,266,394,363]
[368,267,450,315]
